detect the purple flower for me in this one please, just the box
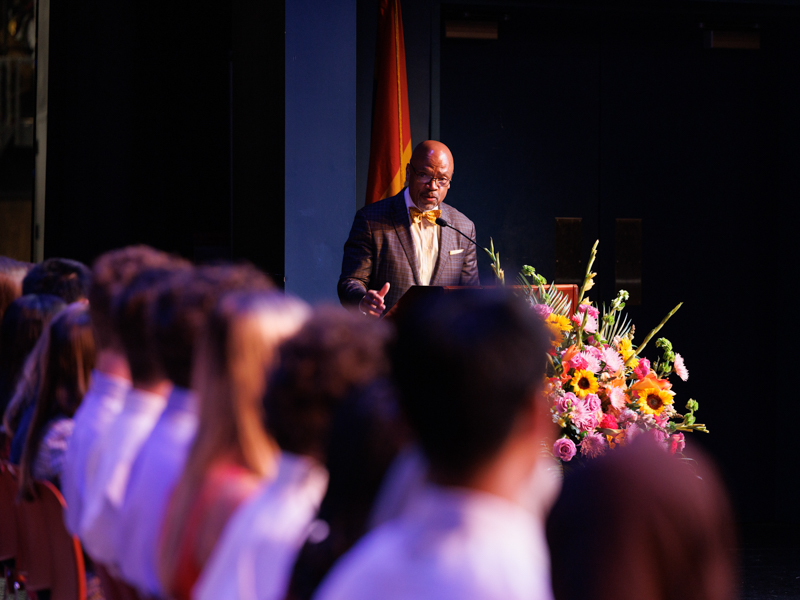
[580,431,607,458]
[532,304,552,319]
[648,428,667,444]
[553,438,577,462]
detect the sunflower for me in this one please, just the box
[545,313,572,347]
[570,369,599,398]
[636,387,675,416]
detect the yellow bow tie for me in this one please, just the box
[409,207,441,225]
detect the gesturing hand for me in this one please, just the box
[359,282,391,318]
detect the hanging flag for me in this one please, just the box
[365,0,412,205]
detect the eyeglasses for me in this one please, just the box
[409,163,452,188]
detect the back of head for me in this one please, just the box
[113,261,191,384]
[547,439,737,600]
[18,303,96,499]
[89,245,187,352]
[22,258,91,303]
[0,294,67,415]
[266,305,392,462]
[152,263,274,389]
[391,289,549,481]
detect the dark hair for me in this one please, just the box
[152,264,274,388]
[547,439,737,600]
[22,258,91,303]
[18,304,96,499]
[285,380,408,600]
[390,289,549,480]
[265,306,391,461]
[0,294,67,416]
[114,265,190,383]
[89,245,188,351]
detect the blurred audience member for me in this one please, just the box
[1,294,66,422]
[63,245,179,536]
[158,290,309,600]
[314,290,554,600]
[0,256,31,324]
[118,264,273,597]
[17,304,95,499]
[547,438,737,600]
[22,257,92,303]
[80,260,189,564]
[196,307,396,600]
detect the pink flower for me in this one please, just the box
[577,304,599,319]
[572,305,599,334]
[533,304,552,319]
[601,347,624,374]
[624,422,642,443]
[580,431,607,458]
[569,353,588,370]
[648,428,667,444]
[571,402,598,433]
[599,413,619,429]
[608,387,628,412]
[555,393,576,414]
[553,438,577,461]
[669,433,686,454]
[674,353,689,381]
[584,393,602,413]
[633,358,651,380]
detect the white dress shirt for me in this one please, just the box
[61,370,130,536]
[194,453,329,600]
[117,386,198,596]
[314,484,554,600]
[79,386,169,564]
[404,188,440,286]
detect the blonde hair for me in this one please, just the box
[158,290,309,592]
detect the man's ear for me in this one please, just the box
[404,163,411,187]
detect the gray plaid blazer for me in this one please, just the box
[338,190,480,312]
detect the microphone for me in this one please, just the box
[435,217,478,247]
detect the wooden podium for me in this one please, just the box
[382,284,579,322]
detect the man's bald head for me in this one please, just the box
[411,140,454,172]
[406,140,454,211]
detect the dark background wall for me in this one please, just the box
[44,0,285,281]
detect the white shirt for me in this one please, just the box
[314,484,554,600]
[117,386,198,596]
[404,188,440,286]
[194,453,329,600]
[79,386,169,564]
[62,370,130,536]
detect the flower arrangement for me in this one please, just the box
[516,241,708,463]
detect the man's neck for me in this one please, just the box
[131,378,172,397]
[430,435,540,506]
[94,348,132,382]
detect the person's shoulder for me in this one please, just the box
[356,192,405,219]
[441,202,475,227]
[314,521,409,600]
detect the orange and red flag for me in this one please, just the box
[365,0,412,205]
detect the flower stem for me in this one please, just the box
[627,302,683,364]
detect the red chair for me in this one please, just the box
[15,479,87,600]
[95,563,143,600]
[0,462,23,597]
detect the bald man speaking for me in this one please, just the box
[338,140,480,317]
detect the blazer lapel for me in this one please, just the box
[392,193,422,286]
[430,203,456,286]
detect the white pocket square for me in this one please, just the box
[449,249,465,255]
